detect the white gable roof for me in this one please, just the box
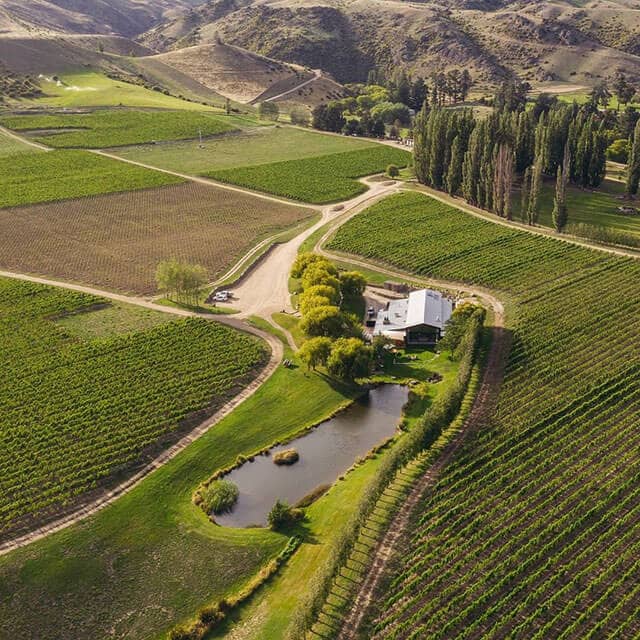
[405,289,453,331]
[373,289,454,337]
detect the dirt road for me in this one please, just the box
[224,178,402,318]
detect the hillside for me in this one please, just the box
[0,0,203,38]
[141,0,640,86]
[147,42,312,104]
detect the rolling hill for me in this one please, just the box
[140,0,640,86]
[0,0,204,38]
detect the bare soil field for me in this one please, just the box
[0,182,313,294]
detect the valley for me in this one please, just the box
[0,1,639,639]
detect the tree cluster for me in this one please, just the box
[414,95,610,229]
[292,253,372,380]
[155,259,208,305]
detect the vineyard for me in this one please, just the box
[0,110,238,148]
[207,146,411,204]
[0,182,313,293]
[327,191,640,638]
[115,126,376,176]
[0,277,268,540]
[0,149,182,208]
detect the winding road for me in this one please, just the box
[1,123,636,563]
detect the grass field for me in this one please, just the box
[514,177,640,245]
[207,146,411,204]
[0,335,361,640]
[0,277,268,540]
[0,110,242,149]
[31,72,218,110]
[115,126,378,175]
[0,150,182,208]
[327,191,640,638]
[0,182,314,293]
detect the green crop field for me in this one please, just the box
[31,72,217,110]
[0,110,241,149]
[115,126,378,175]
[0,329,362,640]
[0,181,313,293]
[0,129,41,157]
[0,277,268,540]
[207,146,411,204]
[327,191,640,639]
[0,149,182,208]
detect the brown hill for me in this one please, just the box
[0,0,202,38]
[141,0,640,86]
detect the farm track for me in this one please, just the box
[252,69,323,103]
[91,149,323,210]
[0,124,50,151]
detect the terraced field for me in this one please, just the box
[327,191,640,639]
[0,110,240,148]
[207,146,411,204]
[0,277,268,540]
[0,149,182,208]
[0,181,313,293]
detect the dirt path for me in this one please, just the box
[255,69,323,103]
[222,178,402,319]
[0,270,283,557]
[91,149,321,210]
[0,124,51,151]
[328,259,508,640]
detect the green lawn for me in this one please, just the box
[32,72,218,110]
[206,146,411,204]
[114,126,378,175]
[0,334,359,640]
[0,110,241,149]
[0,150,182,208]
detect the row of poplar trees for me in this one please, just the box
[413,101,609,231]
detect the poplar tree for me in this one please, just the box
[528,158,543,226]
[626,119,640,197]
[552,145,570,232]
[521,165,532,223]
[446,135,464,195]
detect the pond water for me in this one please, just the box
[214,384,409,528]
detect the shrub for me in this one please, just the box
[607,139,630,164]
[199,480,239,515]
[387,164,400,178]
[273,448,300,465]
[258,101,280,121]
[268,499,303,530]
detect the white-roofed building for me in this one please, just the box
[373,289,454,346]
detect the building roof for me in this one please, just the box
[405,289,453,331]
[373,289,453,337]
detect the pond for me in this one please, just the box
[214,384,409,528]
